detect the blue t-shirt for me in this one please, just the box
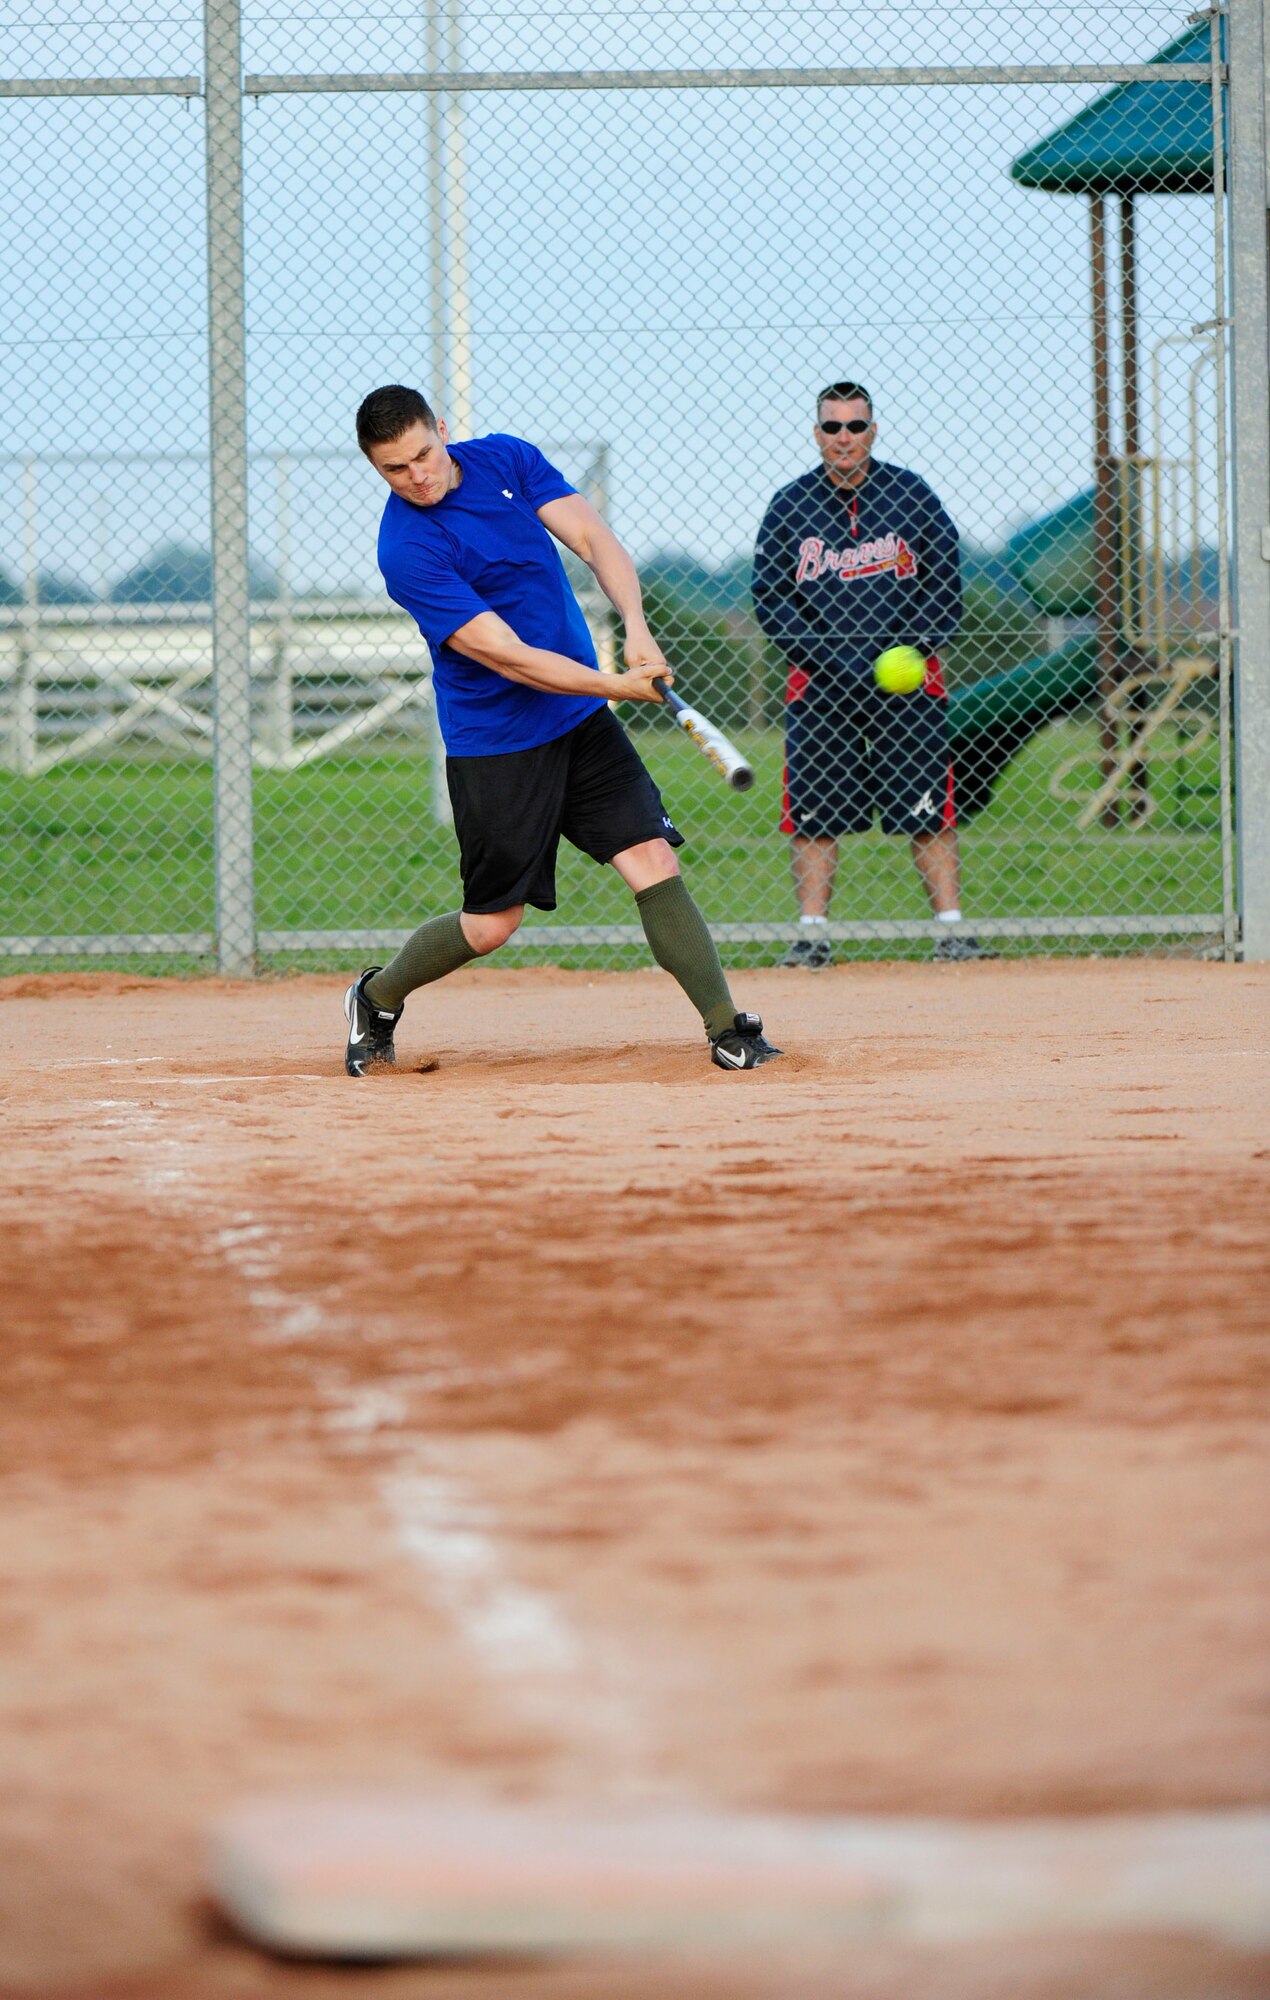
[377,433,607,756]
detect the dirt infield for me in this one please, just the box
[2,959,1268,1999]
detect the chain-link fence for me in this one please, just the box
[3,2,1268,972]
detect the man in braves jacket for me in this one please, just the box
[753,381,993,965]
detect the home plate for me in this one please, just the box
[209,1795,1270,1961]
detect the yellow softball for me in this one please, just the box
[873,645,927,695]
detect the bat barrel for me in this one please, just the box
[653,679,753,791]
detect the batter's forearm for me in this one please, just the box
[448,612,613,697]
[582,522,650,635]
[536,495,650,636]
[505,652,611,696]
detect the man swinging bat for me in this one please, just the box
[342,385,780,1076]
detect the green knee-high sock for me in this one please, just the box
[364,911,477,1011]
[634,876,736,1039]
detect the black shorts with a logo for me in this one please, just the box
[782,663,955,839]
[448,705,684,913]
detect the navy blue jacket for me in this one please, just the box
[752,459,962,688]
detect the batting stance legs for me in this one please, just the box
[346,705,768,1071]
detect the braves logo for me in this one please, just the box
[795,533,918,586]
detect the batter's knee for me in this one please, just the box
[460,905,524,955]
[610,837,682,893]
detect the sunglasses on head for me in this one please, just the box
[818,418,872,435]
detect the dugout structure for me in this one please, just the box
[0,1,1267,972]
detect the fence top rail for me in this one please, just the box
[0,75,201,98]
[245,64,1219,95]
[0,62,1218,102]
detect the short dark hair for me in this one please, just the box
[356,384,438,454]
[816,381,873,418]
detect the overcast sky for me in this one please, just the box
[1,3,1220,593]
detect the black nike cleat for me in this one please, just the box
[343,967,402,1077]
[933,934,999,963]
[779,934,832,969]
[709,1012,783,1071]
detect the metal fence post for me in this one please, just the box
[272,453,294,758]
[444,0,473,440]
[15,458,40,775]
[1227,0,1270,959]
[204,0,256,974]
[424,1,454,828]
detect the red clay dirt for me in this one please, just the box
[1,958,1268,1999]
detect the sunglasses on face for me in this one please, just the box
[818,418,872,435]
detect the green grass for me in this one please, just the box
[0,713,1226,972]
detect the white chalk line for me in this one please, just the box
[380,1460,651,1781]
[53,1054,170,1069]
[81,1087,653,1781]
[58,1058,331,1080]
[383,1471,581,1678]
[168,1073,332,1084]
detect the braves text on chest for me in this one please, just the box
[794,532,918,585]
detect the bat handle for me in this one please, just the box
[652,675,683,714]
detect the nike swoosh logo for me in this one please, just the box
[346,989,365,1042]
[714,1045,747,1068]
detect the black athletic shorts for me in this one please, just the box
[448,705,684,913]
[782,662,956,839]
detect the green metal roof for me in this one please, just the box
[1004,489,1097,616]
[1010,21,1219,195]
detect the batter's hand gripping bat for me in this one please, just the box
[652,676,754,791]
